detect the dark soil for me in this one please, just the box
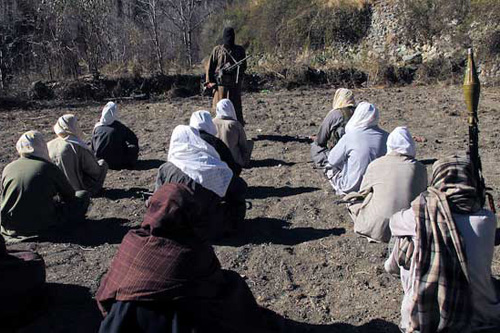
[1,85,499,332]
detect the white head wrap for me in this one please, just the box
[16,130,50,161]
[215,99,237,120]
[95,101,119,128]
[332,88,355,110]
[387,126,416,157]
[54,114,89,149]
[167,125,233,197]
[345,102,380,133]
[190,110,217,136]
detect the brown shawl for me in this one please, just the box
[406,155,481,332]
[96,183,221,315]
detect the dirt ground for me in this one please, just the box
[1,85,499,333]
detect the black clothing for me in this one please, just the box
[199,131,241,177]
[91,121,139,170]
[223,27,235,48]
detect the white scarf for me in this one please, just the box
[95,101,119,128]
[54,114,89,150]
[16,130,50,161]
[190,110,217,136]
[387,126,416,157]
[167,125,233,197]
[215,99,237,120]
[345,102,380,133]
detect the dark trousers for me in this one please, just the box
[212,85,244,125]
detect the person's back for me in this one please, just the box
[213,117,245,164]
[1,157,72,236]
[92,121,138,169]
[352,154,427,242]
[454,209,500,328]
[329,126,388,194]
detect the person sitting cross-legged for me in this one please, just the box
[48,114,108,196]
[385,155,500,332]
[344,126,427,243]
[96,183,283,333]
[91,102,139,170]
[326,102,388,195]
[1,131,89,242]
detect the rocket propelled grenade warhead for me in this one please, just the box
[463,48,480,122]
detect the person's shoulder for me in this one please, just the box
[47,136,63,146]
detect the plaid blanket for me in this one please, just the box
[405,155,482,332]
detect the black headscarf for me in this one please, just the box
[223,27,235,48]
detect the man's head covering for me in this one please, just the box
[95,183,221,316]
[190,110,217,136]
[215,99,237,121]
[167,125,233,197]
[54,114,89,149]
[332,88,355,110]
[95,102,119,128]
[386,126,416,158]
[16,130,50,161]
[430,155,482,213]
[223,27,235,48]
[345,102,380,133]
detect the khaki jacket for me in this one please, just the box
[213,117,252,167]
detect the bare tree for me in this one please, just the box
[137,0,165,74]
[162,0,220,68]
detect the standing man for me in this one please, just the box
[206,27,247,126]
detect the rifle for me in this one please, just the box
[463,48,495,213]
[217,55,251,86]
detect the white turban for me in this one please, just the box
[332,88,355,110]
[345,102,380,133]
[167,125,233,197]
[387,126,416,158]
[95,101,119,128]
[16,130,50,161]
[190,110,217,136]
[215,99,237,121]
[54,114,89,149]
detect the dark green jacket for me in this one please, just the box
[1,156,75,237]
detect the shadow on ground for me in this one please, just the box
[217,217,345,246]
[133,159,165,170]
[103,187,151,200]
[247,186,319,199]
[285,318,401,333]
[254,134,313,144]
[249,158,295,168]
[17,283,101,333]
[37,218,131,246]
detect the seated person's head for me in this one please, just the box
[54,114,84,139]
[16,130,50,161]
[345,102,380,131]
[332,88,355,110]
[387,126,416,158]
[216,99,237,120]
[190,110,217,136]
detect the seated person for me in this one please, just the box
[310,88,356,170]
[0,234,46,328]
[327,102,388,195]
[48,114,108,196]
[190,110,242,176]
[91,102,139,170]
[385,155,500,332]
[96,183,282,333]
[344,126,427,243]
[1,131,89,241]
[213,99,253,168]
[190,110,247,229]
[155,125,234,240]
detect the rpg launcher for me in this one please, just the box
[463,48,495,213]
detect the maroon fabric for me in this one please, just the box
[96,183,221,315]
